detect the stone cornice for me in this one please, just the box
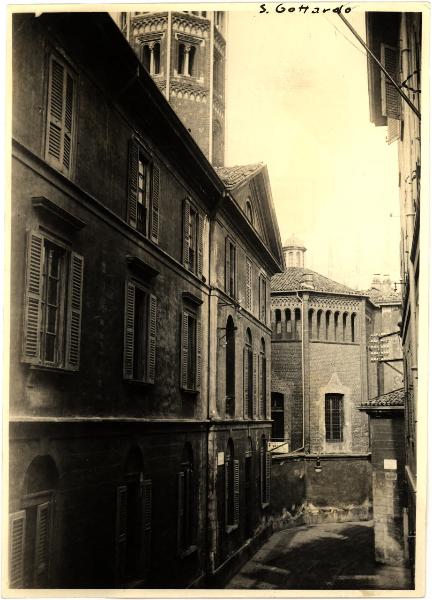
[131,13,168,35]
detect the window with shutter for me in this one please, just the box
[127,138,160,242]
[261,436,270,507]
[325,394,343,441]
[33,502,51,587]
[224,440,238,532]
[183,199,203,276]
[246,259,252,311]
[259,275,267,323]
[22,232,84,370]
[225,238,237,298]
[180,307,200,391]
[9,511,26,589]
[233,460,240,525]
[123,280,157,383]
[45,55,76,175]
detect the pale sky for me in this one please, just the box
[224,8,400,291]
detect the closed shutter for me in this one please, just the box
[63,73,74,172]
[265,451,271,504]
[150,165,160,243]
[22,231,43,364]
[177,472,185,553]
[9,511,26,588]
[263,356,267,418]
[128,139,139,228]
[246,260,252,311]
[123,281,135,379]
[115,486,127,581]
[243,347,249,418]
[260,447,264,505]
[224,461,230,528]
[258,355,263,418]
[33,501,51,587]
[252,353,257,418]
[233,460,240,525]
[65,252,84,370]
[197,214,204,277]
[146,294,157,383]
[142,480,152,569]
[183,199,190,268]
[180,311,188,388]
[380,44,401,119]
[196,317,201,390]
[225,238,230,293]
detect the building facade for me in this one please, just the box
[112,10,226,166]
[365,11,421,576]
[9,12,283,589]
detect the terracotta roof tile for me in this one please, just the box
[362,388,405,407]
[214,163,263,189]
[362,287,402,305]
[271,267,359,295]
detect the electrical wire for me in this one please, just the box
[323,14,368,59]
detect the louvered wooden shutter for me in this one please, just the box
[146,294,157,383]
[151,165,160,243]
[177,472,185,553]
[265,452,271,504]
[65,252,84,370]
[183,199,190,267]
[263,356,267,418]
[123,281,135,379]
[380,44,401,119]
[142,480,152,569]
[180,311,188,388]
[224,461,229,528]
[243,347,249,418]
[260,447,264,505]
[63,73,74,172]
[33,501,51,587]
[233,460,240,525]
[225,238,230,293]
[22,231,43,364]
[197,214,204,277]
[9,511,26,589]
[387,117,401,145]
[252,353,257,418]
[246,260,252,311]
[258,355,263,418]
[128,139,139,228]
[196,316,201,390]
[115,486,127,581]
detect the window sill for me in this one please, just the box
[179,545,198,559]
[225,524,238,534]
[28,364,76,375]
[124,379,153,387]
[180,387,199,396]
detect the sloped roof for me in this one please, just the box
[362,287,401,305]
[214,163,263,189]
[362,388,405,407]
[271,267,359,296]
[283,234,305,249]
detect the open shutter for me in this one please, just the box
[151,165,160,243]
[63,73,74,172]
[260,446,264,505]
[252,353,257,418]
[33,501,51,587]
[22,231,43,364]
[180,311,188,388]
[233,460,240,525]
[9,511,26,589]
[380,44,401,119]
[225,238,230,293]
[196,317,201,390]
[115,486,127,582]
[146,294,157,384]
[177,472,185,554]
[197,213,204,277]
[243,347,249,418]
[128,139,139,228]
[265,451,271,504]
[123,281,135,379]
[224,461,229,528]
[65,252,84,370]
[263,356,267,419]
[142,480,152,569]
[182,199,190,267]
[258,355,263,418]
[246,260,252,311]
[46,58,64,169]
[387,117,401,145]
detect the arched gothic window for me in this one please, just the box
[317,310,323,340]
[342,312,348,342]
[275,309,281,334]
[245,198,254,225]
[285,308,292,337]
[325,311,331,340]
[351,313,357,342]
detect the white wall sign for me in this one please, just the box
[217,452,225,466]
[384,459,397,470]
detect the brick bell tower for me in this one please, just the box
[115,10,226,166]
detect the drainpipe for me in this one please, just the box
[289,290,305,454]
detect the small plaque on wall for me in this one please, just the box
[384,459,397,470]
[217,452,225,466]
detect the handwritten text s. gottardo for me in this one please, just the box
[259,3,353,14]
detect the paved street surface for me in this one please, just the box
[225,521,412,590]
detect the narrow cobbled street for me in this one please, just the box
[226,521,411,590]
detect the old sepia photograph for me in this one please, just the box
[4,2,427,595]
